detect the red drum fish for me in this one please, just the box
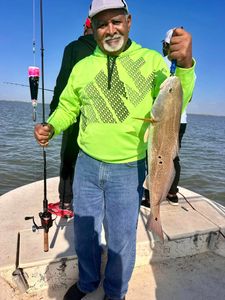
[144,76,183,241]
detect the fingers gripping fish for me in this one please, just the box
[143,76,183,241]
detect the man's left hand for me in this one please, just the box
[169,28,193,68]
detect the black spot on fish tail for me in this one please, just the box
[147,212,164,242]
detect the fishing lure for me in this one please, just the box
[28,66,40,121]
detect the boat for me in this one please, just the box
[0,177,225,299]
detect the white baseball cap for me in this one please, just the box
[89,0,129,18]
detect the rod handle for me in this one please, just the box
[44,231,49,252]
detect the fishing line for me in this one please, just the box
[179,191,225,239]
[32,0,36,66]
[28,0,40,122]
[40,0,46,124]
[3,81,53,92]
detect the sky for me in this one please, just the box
[0,0,225,116]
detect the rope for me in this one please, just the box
[179,191,225,239]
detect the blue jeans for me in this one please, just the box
[73,151,145,299]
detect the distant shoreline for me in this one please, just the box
[1,99,224,117]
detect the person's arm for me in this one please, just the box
[47,65,81,135]
[34,62,81,147]
[176,61,196,112]
[49,43,75,115]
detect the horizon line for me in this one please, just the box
[0,99,224,118]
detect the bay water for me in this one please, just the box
[0,100,224,205]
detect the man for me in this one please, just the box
[34,0,196,299]
[48,18,96,218]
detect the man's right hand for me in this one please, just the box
[34,123,54,147]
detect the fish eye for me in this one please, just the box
[169,88,173,93]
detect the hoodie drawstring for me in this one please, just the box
[107,56,117,90]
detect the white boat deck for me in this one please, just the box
[0,177,225,299]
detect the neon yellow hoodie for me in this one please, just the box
[48,41,195,163]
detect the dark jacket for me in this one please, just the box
[49,34,96,115]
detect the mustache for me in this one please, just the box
[104,34,122,42]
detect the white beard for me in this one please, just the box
[103,35,124,54]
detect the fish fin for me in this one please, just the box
[143,175,149,190]
[146,212,164,242]
[144,127,149,143]
[133,117,157,123]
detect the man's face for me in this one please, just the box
[92,9,131,56]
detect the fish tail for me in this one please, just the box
[146,212,164,242]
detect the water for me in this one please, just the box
[0,100,225,205]
[180,114,225,204]
[0,100,62,194]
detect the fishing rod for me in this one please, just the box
[3,81,53,92]
[40,0,53,252]
[25,0,53,252]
